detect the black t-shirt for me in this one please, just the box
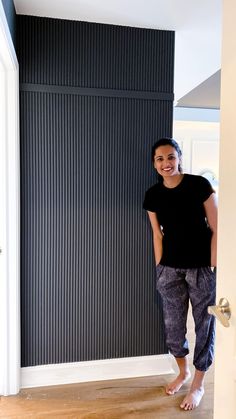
[143,174,214,268]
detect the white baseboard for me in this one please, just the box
[21,354,174,389]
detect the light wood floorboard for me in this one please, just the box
[0,308,214,418]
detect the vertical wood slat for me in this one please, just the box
[17,15,174,93]
[18,16,174,367]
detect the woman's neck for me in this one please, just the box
[163,173,184,189]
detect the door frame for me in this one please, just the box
[0,2,20,396]
[213,0,236,417]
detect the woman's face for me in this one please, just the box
[153,145,181,178]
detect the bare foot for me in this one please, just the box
[180,386,204,410]
[165,371,191,395]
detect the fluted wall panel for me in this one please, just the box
[18,16,174,367]
[17,15,174,93]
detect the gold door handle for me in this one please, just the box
[208,298,231,328]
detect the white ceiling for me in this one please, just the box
[13,0,222,108]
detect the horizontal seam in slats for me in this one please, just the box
[20,83,174,101]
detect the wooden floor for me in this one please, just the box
[0,308,214,418]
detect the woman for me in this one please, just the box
[143,138,217,411]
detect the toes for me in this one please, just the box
[165,385,176,395]
[180,400,193,410]
[181,401,196,410]
[166,389,173,395]
[182,403,190,410]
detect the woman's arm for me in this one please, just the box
[147,211,163,265]
[203,193,218,267]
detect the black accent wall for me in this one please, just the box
[17,16,174,367]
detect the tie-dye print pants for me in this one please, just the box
[156,265,216,371]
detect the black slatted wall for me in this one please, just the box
[17,16,174,367]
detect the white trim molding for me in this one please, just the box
[21,354,174,389]
[0,2,20,396]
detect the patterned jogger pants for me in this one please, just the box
[156,265,216,372]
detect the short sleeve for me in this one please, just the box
[198,176,215,202]
[143,188,156,212]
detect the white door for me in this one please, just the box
[213,0,236,417]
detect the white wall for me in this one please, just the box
[173,119,220,192]
[0,1,20,396]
